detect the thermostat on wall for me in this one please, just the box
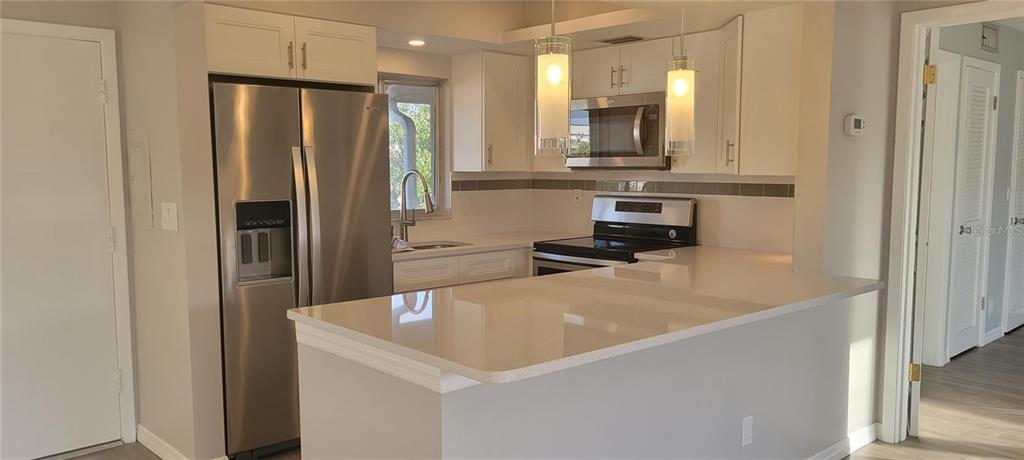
[844,114,865,136]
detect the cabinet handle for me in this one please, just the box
[725,141,736,166]
[487,144,493,165]
[620,65,627,87]
[610,66,617,88]
[287,41,294,69]
[301,42,308,70]
[1012,217,1022,226]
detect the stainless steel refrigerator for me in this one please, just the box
[210,80,394,456]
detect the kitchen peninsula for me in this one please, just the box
[288,246,884,458]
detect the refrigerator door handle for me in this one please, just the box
[304,145,324,306]
[291,146,310,308]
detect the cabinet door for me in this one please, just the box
[393,256,460,292]
[670,30,721,174]
[618,38,674,95]
[738,4,801,176]
[572,46,620,98]
[459,250,518,284]
[294,16,377,85]
[483,53,532,171]
[205,4,296,79]
[716,16,743,174]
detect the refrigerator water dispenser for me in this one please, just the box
[235,201,292,283]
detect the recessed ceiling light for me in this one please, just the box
[408,39,426,47]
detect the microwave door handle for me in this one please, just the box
[633,106,645,154]
[291,146,309,308]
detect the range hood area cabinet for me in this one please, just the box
[205,4,377,86]
[452,51,533,172]
[572,38,674,98]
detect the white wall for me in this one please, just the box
[117,2,224,459]
[938,21,1024,335]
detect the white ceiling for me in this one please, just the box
[375,0,795,56]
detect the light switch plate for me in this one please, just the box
[161,202,179,231]
[741,416,753,446]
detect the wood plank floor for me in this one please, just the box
[851,327,1024,460]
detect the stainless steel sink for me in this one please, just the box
[410,240,471,250]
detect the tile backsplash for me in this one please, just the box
[453,179,795,198]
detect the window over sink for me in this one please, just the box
[380,76,449,217]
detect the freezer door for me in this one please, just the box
[211,82,301,455]
[301,89,394,303]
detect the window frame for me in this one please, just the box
[379,73,451,220]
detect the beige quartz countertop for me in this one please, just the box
[392,231,578,262]
[289,246,883,386]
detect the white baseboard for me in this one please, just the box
[136,425,188,460]
[807,423,879,460]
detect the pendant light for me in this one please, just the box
[665,2,695,157]
[535,0,571,156]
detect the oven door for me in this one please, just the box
[566,91,666,169]
[532,252,629,276]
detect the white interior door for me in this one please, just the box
[1,24,123,458]
[947,56,1000,358]
[1006,71,1024,332]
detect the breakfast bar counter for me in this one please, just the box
[288,246,885,458]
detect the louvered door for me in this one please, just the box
[947,57,1000,357]
[1005,71,1024,332]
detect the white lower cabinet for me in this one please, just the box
[393,249,527,292]
[393,256,460,293]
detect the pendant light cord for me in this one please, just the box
[550,0,556,36]
[679,2,686,58]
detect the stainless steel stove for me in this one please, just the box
[532,195,697,275]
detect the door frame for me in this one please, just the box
[883,0,1023,444]
[1005,70,1024,333]
[1,19,137,443]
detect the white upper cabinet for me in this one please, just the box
[618,38,674,95]
[717,16,743,174]
[572,46,620,98]
[671,16,743,175]
[738,3,802,176]
[205,5,377,86]
[453,51,532,172]
[205,5,296,79]
[572,38,673,99]
[294,16,377,85]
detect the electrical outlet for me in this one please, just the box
[161,202,179,231]
[741,416,753,447]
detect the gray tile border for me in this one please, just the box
[451,179,794,198]
[739,183,764,197]
[764,184,789,197]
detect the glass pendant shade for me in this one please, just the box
[535,36,571,156]
[665,57,696,156]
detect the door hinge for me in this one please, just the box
[108,226,116,252]
[993,96,998,110]
[981,296,986,311]
[115,369,123,394]
[922,64,937,85]
[909,363,922,382]
[98,79,108,104]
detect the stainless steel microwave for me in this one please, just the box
[566,91,667,169]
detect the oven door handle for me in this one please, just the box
[532,251,629,267]
[632,106,645,155]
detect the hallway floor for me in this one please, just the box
[850,327,1024,459]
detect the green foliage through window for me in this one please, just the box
[385,82,438,211]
